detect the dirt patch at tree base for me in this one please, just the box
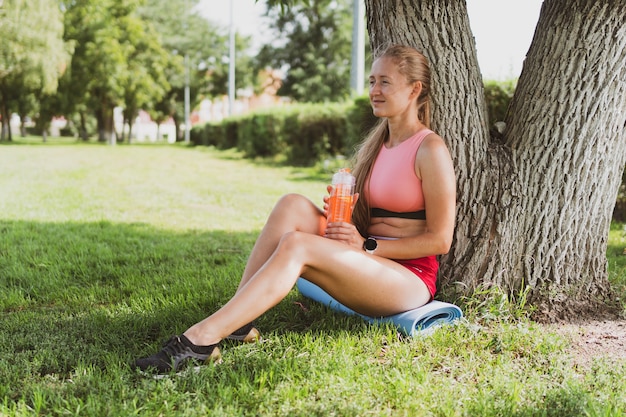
[547,319,626,367]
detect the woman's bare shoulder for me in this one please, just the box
[418,132,452,161]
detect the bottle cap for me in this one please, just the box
[333,168,355,186]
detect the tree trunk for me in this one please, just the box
[365,0,626,320]
[173,114,181,142]
[96,104,116,144]
[128,119,134,144]
[96,107,107,142]
[109,108,117,146]
[0,100,12,141]
[19,114,27,137]
[121,115,127,143]
[79,111,89,141]
[501,0,626,318]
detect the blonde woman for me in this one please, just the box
[135,44,456,374]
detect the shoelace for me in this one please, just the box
[161,336,187,358]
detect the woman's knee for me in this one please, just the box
[271,193,323,233]
[276,230,311,258]
[274,193,312,212]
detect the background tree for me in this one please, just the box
[14,93,37,137]
[118,12,172,143]
[256,0,353,102]
[363,0,626,320]
[140,0,255,140]
[0,0,70,141]
[61,0,172,142]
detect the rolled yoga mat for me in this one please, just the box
[296,278,463,337]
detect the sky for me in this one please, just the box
[197,0,543,80]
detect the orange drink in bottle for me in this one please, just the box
[327,168,355,223]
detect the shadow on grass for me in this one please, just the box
[0,219,364,390]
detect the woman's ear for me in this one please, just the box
[411,81,423,99]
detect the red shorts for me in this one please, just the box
[395,256,438,299]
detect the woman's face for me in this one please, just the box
[369,57,417,118]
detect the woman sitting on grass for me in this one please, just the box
[134,44,457,374]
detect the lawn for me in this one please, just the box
[1,138,625,416]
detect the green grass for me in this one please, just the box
[608,222,626,303]
[1,137,625,416]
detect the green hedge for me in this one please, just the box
[483,79,516,123]
[346,95,379,153]
[284,104,350,166]
[190,81,521,165]
[191,100,373,166]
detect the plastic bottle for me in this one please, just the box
[327,168,356,223]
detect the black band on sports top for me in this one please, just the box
[370,207,426,220]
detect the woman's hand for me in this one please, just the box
[325,221,365,249]
[324,191,362,249]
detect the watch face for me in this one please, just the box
[365,238,377,251]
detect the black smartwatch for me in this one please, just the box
[363,237,377,254]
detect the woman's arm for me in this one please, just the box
[364,133,456,259]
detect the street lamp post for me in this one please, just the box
[228,0,235,116]
[184,53,190,143]
[183,0,191,143]
[350,0,365,96]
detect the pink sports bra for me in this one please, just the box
[365,129,433,219]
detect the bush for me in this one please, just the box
[283,103,349,166]
[25,126,43,136]
[189,124,205,146]
[483,79,516,124]
[59,126,75,137]
[191,102,357,166]
[236,110,286,158]
[345,94,378,155]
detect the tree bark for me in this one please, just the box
[121,115,127,143]
[19,113,27,137]
[173,114,181,142]
[79,111,89,141]
[502,0,626,318]
[365,0,626,320]
[0,99,12,141]
[128,119,134,144]
[96,104,116,144]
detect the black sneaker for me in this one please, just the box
[133,335,221,374]
[226,323,261,343]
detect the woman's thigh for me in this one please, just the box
[285,232,431,316]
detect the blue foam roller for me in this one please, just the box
[296,278,463,337]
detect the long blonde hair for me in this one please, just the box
[351,45,432,236]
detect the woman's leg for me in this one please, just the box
[184,230,431,346]
[235,193,326,292]
[134,195,328,373]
